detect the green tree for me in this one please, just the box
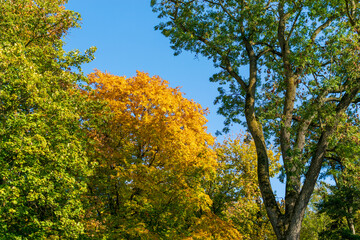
[0,1,95,238]
[300,186,331,240]
[316,123,360,239]
[317,185,360,240]
[151,0,360,239]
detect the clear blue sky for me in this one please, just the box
[64,0,284,198]
[64,0,231,136]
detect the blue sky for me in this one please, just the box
[64,0,285,197]
[64,0,233,136]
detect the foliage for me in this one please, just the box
[205,135,279,239]
[317,185,360,240]
[3,0,360,238]
[151,0,360,238]
[301,121,360,240]
[301,209,331,240]
[313,121,360,239]
[0,0,96,239]
[83,70,217,239]
[300,187,332,240]
[184,211,243,240]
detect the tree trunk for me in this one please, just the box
[346,210,356,235]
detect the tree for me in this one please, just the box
[299,122,360,240]
[317,185,360,239]
[0,0,95,238]
[299,186,331,240]
[205,134,279,239]
[316,122,360,239]
[151,0,360,239]
[83,70,217,239]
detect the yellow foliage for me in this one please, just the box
[88,70,216,173]
[209,134,280,240]
[84,70,217,238]
[186,211,243,240]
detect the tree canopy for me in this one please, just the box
[83,70,217,238]
[0,0,96,238]
[207,134,279,239]
[151,0,360,239]
[2,0,360,239]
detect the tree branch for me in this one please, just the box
[254,41,282,57]
[287,9,302,41]
[310,17,336,44]
[289,81,360,236]
[171,5,248,91]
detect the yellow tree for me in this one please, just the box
[83,70,217,239]
[204,135,280,240]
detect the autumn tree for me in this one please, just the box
[83,70,217,239]
[0,0,95,238]
[204,134,279,239]
[151,0,360,239]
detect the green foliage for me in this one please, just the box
[316,121,360,239]
[0,1,96,238]
[152,0,360,149]
[2,0,360,239]
[316,186,360,239]
[152,0,360,238]
[301,210,331,240]
[300,187,332,240]
[315,178,360,239]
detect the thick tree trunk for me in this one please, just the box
[229,5,360,238]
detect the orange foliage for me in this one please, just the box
[88,70,216,172]
[84,70,217,238]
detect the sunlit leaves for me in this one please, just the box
[84,70,217,238]
[0,0,95,238]
[206,134,279,239]
[152,1,360,237]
